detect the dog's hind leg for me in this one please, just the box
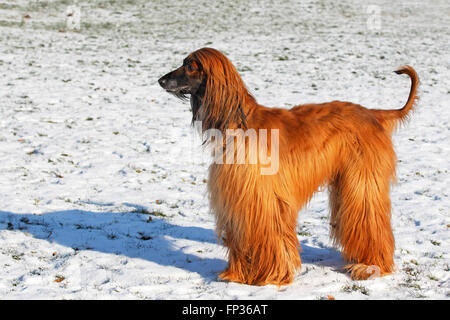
[330,144,396,280]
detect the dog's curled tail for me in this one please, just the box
[375,65,419,132]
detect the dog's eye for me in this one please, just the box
[187,64,196,72]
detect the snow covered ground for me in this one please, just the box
[0,0,448,299]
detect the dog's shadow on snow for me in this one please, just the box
[0,206,225,282]
[0,205,343,282]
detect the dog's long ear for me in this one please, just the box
[190,48,254,132]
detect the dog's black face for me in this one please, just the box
[158,58,204,99]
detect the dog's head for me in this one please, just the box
[158,55,205,99]
[159,48,252,131]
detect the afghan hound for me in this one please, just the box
[158,48,418,285]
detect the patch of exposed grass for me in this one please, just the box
[341,283,369,296]
[131,207,167,217]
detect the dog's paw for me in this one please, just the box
[344,264,384,280]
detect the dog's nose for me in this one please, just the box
[158,77,167,88]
